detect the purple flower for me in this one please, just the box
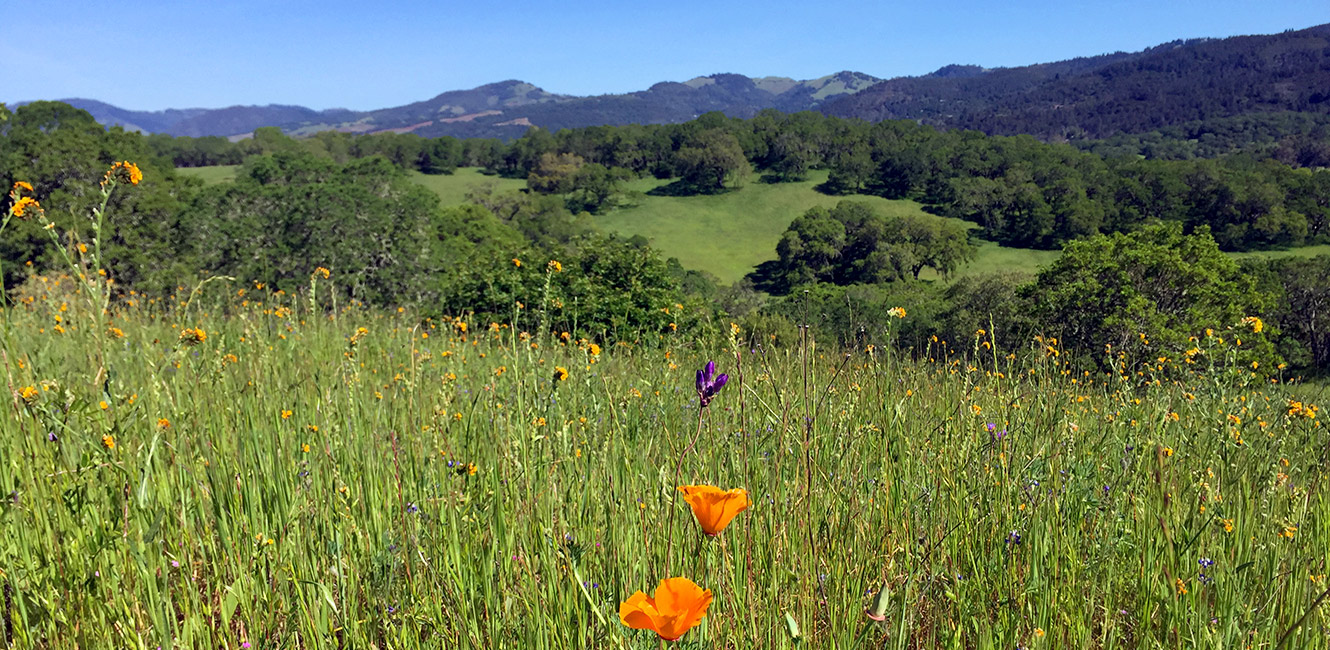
[695,361,728,408]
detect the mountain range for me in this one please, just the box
[50,72,884,140]
[31,22,1330,142]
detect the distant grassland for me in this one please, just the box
[177,166,1330,285]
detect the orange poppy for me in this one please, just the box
[619,576,712,641]
[678,485,750,536]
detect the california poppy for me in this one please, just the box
[619,576,712,641]
[678,485,749,536]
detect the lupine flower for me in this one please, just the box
[678,485,749,536]
[695,361,728,408]
[619,577,712,641]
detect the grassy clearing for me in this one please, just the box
[2,269,1329,648]
[600,170,961,285]
[407,168,527,206]
[177,165,238,184]
[175,165,1330,286]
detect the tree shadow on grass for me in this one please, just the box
[646,180,732,197]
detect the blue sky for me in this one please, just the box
[3,0,1327,111]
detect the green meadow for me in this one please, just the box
[178,165,1330,286]
[3,269,1328,648]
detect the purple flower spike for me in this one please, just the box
[696,361,729,408]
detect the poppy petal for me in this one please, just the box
[619,592,660,633]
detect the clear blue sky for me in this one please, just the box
[3,0,1326,111]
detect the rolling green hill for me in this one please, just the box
[177,165,1330,285]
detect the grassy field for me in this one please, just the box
[176,165,1330,286]
[599,170,971,285]
[407,168,527,206]
[3,266,1328,648]
[178,164,239,184]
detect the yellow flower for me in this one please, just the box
[157,418,170,429]
[107,327,125,339]
[548,260,562,272]
[1035,628,1045,638]
[10,196,40,218]
[99,400,109,410]
[12,181,33,193]
[106,161,143,185]
[315,267,331,279]
[1175,578,1188,595]
[18,385,39,405]
[301,443,310,453]
[1241,316,1264,333]
[589,343,601,356]
[281,409,293,419]
[179,327,206,345]
[553,366,569,382]
[887,306,907,319]
[102,434,116,450]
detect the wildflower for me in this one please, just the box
[99,401,109,410]
[589,343,601,356]
[886,306,906,319]
[108,327,125,339]
[315,267,331,279]
[512,258,521,267]
[1006,530,1022,546]
[281,409,293,419]
[10,196,39,218]
[106,161,143,186]
[695,361,728,408]
[1222,518,1234,533]
[678,485,749,536]
[1241,316,1264,333]
[12,181,33,193]
[157,418,170,429]
[619,577,712,642]
[553,366,569,382]
[1175,578,1188,595]
[19,385,39,405]
[102,434,116,450]
[548,260,562,272]
[1035,628,1045,638]
[179,328,206,345]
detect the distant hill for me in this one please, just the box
[822,23,1330,139]
[48,72,882,140]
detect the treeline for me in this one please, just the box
[152,106,1330,252]
[6,101,1330,374]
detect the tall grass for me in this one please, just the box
[1,269,1327,649]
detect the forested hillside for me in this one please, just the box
[825,23,1330,139]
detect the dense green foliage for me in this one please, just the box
[9,101,1330,374]
[753,201,975,293]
